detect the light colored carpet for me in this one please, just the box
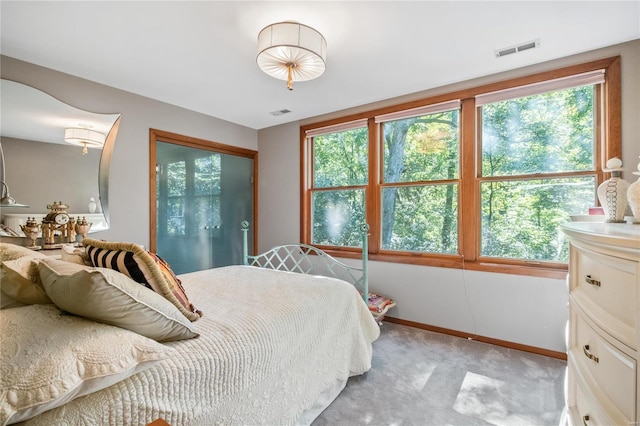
[313,322,566,426]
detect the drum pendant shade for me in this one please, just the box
[64,128,105,155]
[257,22,327,91]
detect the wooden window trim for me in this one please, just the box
[300,57,621,279]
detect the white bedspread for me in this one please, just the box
[19,265,380,425]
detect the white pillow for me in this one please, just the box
[0,256,51,305]
[0,243,48,263]
[82,238,202,321]
[0,290,26,309]
[60,244,92,266]
[0,244,50,307]
[37,258,199,342]
[0,304,175,425]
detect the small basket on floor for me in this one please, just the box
[368,292,396,324]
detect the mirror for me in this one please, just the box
[0,79,121,238]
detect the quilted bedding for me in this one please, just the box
[18,265,380,425]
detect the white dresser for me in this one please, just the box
[560,222,640,426]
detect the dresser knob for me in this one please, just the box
[583,345,599,363]
[584,275,601,287]
[582,414,590,425]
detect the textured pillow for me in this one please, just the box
[0,304,175,425]
[0,256,51,305]
[0,290,26,310]
[0,244,49,307]
[82,238,202,321]
[0,243,48,263]
[39,257,92,275]
[38,258,199,342]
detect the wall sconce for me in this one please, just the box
[0,141,29,208]
[257,21,327,91]
[0,180,29,207]
[64,127,105,155]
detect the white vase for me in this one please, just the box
[627,158,640,224]
[88,197,97,214]
[597,158,629,223]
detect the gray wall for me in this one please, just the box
[257,39,640,353]
[1,55,258,245]
[1,137,101,214]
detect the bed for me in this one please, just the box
[0,225,380,425]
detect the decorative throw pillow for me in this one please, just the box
[82,238,202,321]
[0,256,51,305]
[0,243,50,306]
[0,241,55,307]
[38,258,199,342]
[0,290,26,310]
[0,304,176,425]
[38,257,92,275]
[0,243,48,263]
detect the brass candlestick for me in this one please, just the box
[19,217,41,250]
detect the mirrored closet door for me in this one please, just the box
[151,130,256,275]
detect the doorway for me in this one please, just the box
[150,129,257,274]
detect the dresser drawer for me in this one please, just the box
[567,362,621,426]
[570,243,637,349]
[569,303,637,423]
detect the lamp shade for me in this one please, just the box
[64,128,106,155]
[0,181,30,207]
[257,21,327,90]
[64,128,105,149]
[0,142,29,207]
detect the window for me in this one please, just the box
[377,101,460,254]
[301,57,621,278]
[309,120,368,247]
[478,75,602,263]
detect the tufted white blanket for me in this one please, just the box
[19,265,380,425]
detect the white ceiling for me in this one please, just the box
[1,1,639,131]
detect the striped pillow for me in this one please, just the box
[82,238,202,322]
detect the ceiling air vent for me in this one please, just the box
[270,109,292,116]
[495,39,541,58]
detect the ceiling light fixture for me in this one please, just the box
[257,21,327,91]
[64,127,106,155]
